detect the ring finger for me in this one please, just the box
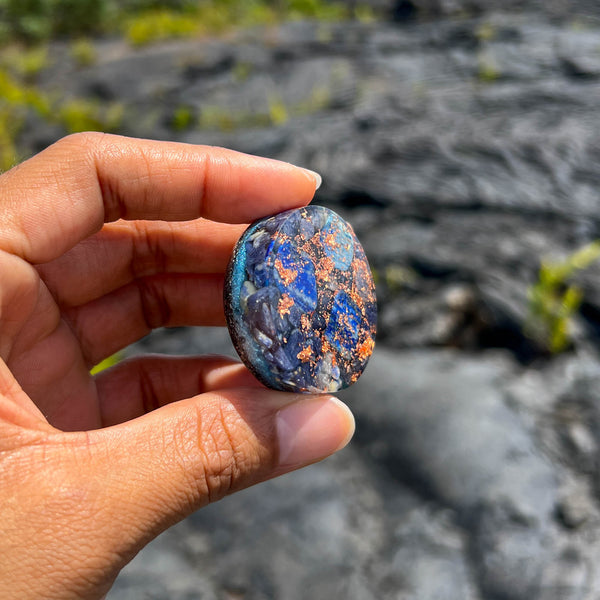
[64,272,227,367]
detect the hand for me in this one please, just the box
[0,133,355,599]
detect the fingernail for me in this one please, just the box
[276,396,355,468]
[302,168,322,191]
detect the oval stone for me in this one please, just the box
[224,206,377,393]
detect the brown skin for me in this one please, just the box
[0,133,354,599]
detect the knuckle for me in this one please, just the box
[137,275,171,330]
[130,222,168,278]
[192,401,262,504]
[55,131,104,154]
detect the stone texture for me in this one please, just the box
[112,342,600,600]
[225,206,376,393]
[25,10,600,360]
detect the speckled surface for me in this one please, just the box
[224,206,377,393]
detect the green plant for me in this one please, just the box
[384,264,416,293]
[59,98,123,133]
[0,0,370,47]
[70,37,97,67]
[124,9,200,46]
[171,105,194,130]
[0,107,21,171]
[475,22,496,43]
[232,61,253,82]
[0,44,50,79]
[354,4,376,23]
[197,80,334,132]
[90,352,122,375]
[526,240,600,353]
[0,0,107,42]
[477,54,501,82]
[295,84,331,114]
[287,0,346,20]
[0,68,51,114]
[268,93,288,126]
[198,105,236,131]
[0,66,53,171]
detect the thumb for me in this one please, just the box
[84,389,354,551]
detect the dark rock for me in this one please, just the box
[341,349,557,598]
[112,341,600,600]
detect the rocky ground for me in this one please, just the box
[18,2,600,598]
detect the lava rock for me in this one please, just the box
[224,206,377,393]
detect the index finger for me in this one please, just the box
[0,132,320,264]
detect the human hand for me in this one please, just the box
[0,133,355,599]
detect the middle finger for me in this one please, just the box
[37,219,247,307]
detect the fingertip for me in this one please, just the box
[300,168,322,191]
[212,152,318,223]
[275,395,355,469]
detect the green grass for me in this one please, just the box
[526,241,600,353]
[70,37,97,67]
[0,67,51,169]
[125,9,201,46]
[0,0,380,46]
[124,1,352,46]
[0,0,380,170]
[59,98,124,133]
[0,44,50,78]
[475,22,496,43]
[90,352,122,375]
[171,105,194,131]
[477,54,501,83]
[197,84,331,132]
[0,63,125,172]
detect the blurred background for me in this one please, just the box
[3,0,600,598]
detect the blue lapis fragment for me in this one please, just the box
[224,205,377,393]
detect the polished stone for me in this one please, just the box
[225,206,377,393]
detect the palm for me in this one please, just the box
[4,217,244,432]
